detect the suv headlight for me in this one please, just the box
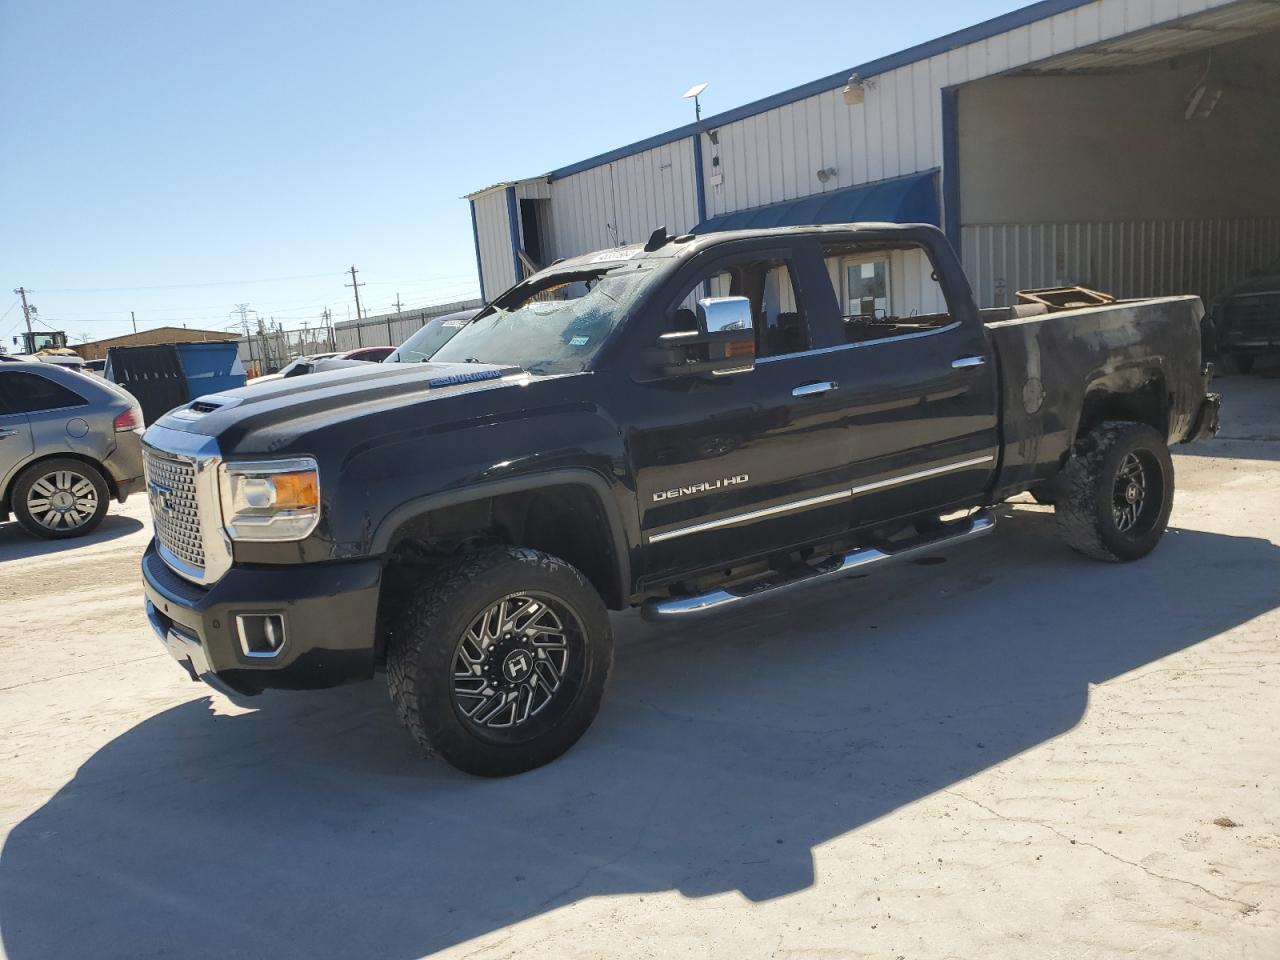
[218,458,320,541]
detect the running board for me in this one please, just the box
[641,508,995,622]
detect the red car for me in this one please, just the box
[341,346,395,362]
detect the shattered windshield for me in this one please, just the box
[431,262,654,375]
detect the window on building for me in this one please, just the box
[672,256,810,358]
[822,242,954,344]
[0,371,89,413]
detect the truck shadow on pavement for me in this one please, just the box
[0,514,143,562]
[3,507,1279,959]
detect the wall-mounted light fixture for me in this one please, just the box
[842,73,874,105]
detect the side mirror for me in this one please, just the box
[649,296,756,378]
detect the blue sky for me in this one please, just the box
[1,0,1024,344]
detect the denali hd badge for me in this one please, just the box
[652,474,748,502]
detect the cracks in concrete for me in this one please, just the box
[944,790,1264,917]
[0,653,167,692]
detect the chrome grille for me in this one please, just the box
[143,447,206,570]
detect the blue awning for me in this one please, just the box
[692,170,939,234]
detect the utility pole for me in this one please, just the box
[131,311,137,334]
[13,287,33,345]
[321,307,333,351]
[345,265,365,320]
[393,292,404,314]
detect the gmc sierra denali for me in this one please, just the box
[139,223,1221,776]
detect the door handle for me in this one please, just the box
[792,381,837,398]
[952,355,987,369]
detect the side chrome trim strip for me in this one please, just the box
[646,454,995,544]
[648,489,852,544]
[755,321,962,365]
[846,454,994,498]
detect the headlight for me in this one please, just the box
[218,457,320,541]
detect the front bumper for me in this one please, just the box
[142,540,382,695]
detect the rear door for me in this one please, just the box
[0,372,37,496]
[816,236,999,524]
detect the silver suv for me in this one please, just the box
[0,362,146,539]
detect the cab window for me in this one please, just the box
[821,241,955,344]
[671,255,811,358]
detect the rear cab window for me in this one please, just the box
[818,239,956,344]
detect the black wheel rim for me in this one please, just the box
[451,591,586,743]
[1112,449,1163,537]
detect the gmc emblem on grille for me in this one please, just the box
[148,480,175,516]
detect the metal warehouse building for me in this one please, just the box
[466,0,1280,311]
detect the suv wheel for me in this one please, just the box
[12,458,110,539]
[1054,421,1174,562]
[387,546,613,776]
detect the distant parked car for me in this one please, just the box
[342,345,395,362]
[83,359,107,376]
[0,353,87,373]
[254,352,341,384]
[0,361,145,539]
[1208,258,1280,373]
[383,309,478,363]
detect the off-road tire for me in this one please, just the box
[1055,421,1174,563]
[12,458,110,540]
[386,546,612,777]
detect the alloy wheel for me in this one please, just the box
[451,592,582,733]
[25,470,99,531]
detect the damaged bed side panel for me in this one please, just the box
[984,295,1206,499]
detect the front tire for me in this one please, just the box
[12,458,110,540]
[1055,422,1174,563]
[386,546,613,777]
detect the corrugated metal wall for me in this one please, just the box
[333,299,484,351]
[548,138,700,255]
[695,0,1236,223]
[472,189,517,300]
[475,0,1244,299]
[962,218,1280,307]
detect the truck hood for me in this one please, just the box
[148,360,528,452]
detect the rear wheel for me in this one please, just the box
[387,546,612,776]
[12,458,109,540]
[1054,422,1174,562]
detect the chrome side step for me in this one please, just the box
[640,508,995,622]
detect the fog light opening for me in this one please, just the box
[236,614,287,658]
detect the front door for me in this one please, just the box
[626,240,855,582]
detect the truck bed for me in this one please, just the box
[980,295,1206,498]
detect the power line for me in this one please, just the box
[36,271,342,294]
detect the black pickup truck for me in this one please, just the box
[140,224,1221,776]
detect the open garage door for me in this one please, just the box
[954,0,1280,309]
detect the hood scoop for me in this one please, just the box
[170,394,244,421]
